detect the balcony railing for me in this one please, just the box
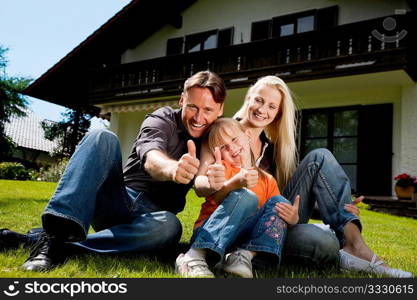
[88,13,414,103]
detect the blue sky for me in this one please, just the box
[1,0,131,126]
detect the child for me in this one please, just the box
[175,118,299,278]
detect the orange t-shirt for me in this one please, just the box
[194,160,280,228]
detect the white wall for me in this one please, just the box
[122,0,409,63]
[109,110,152,164]
[399,84,417,177]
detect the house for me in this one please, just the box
[24,0,417,196]
[4,110,58,166]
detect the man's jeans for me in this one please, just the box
[42,129,182,253]
[281,148,361,267]
[191,189,290,263]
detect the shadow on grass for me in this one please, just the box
[61,242,191,276]
[61,242,342,278]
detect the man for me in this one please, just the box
[2,71,225,271]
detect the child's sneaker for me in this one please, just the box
[175,253,214,278]
[223,250,253,278]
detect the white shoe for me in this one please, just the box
[175,253,214,278]
[340,250,413,278]
[223,250,253,278]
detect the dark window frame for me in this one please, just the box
[300,104,393,195]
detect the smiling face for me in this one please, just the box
[179,87,224,138]
[219,128,248,167]
[209,120,250,167]
[245,85,282,128]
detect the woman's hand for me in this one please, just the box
[275,195,300,225]
[344,195,364,217]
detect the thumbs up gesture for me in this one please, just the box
[275,195,300,225]
[237,153,258,189]
[173,140,200,184]
[206,147,226,191]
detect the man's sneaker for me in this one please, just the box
[175,253,214,278]
[21,232,67,271]
[0,228,34,250]
[340,250,413,278]
[223,250,253,278]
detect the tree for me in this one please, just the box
[0,46,31,161]
[42,107,94,157]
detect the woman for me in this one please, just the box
[194,75,412,278]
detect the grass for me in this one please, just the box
[0,179,416,278]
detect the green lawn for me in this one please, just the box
[0,179,416,278]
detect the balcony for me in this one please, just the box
[88,13,415,104]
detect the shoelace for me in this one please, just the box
[27,232,57,260]
[232,252,251,269]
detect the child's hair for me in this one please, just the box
[208,118,265,179]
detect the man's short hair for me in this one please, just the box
[183,71,226,104]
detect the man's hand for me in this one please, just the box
[275,195,300,225]
[173,140,200,184]
[344,195,364,217]
[206,147,226,191]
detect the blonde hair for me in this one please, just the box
[234,76,298,188]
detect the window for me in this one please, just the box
[300,104,393,195]
[280,24,294,36]
[272,10,316,38]
[185,30,218,53]
[168,27,234,55]
[251,20,271,41]
[301,107,360,191]
[297,15,315,33]
[267,6,338,38]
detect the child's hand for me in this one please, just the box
[236,153,258,189]
[207,147,226,191]
[275,195,300,225]
[237,167,258,189]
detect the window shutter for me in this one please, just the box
[357,104,393,195]
[218,27,234,48]
[166,37,184,56]
[251,20,271,41]
[316,5,339,30]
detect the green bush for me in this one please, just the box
[0,162,30,180]
[38,158,69,182]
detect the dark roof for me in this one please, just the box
[24,0,196,108]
